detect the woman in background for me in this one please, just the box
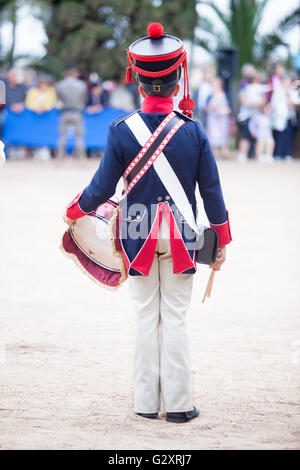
[25,75,56,113]
[206,77,231,159]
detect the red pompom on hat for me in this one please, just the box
[147,22,164,39]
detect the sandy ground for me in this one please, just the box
[0,157,299,450]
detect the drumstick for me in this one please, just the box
[202,269,216,303]
[206,270,215,297]
[202,248,220,303]
[202,273,210,303]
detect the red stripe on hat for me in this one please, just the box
[129,46,184,62]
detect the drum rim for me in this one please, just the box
[69,227,121,273]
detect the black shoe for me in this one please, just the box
[166,406,199,423]
[137,412,158,420]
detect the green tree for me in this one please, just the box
[0,0,18,67]
[196,0,300,68]
[0,0,43,68]
[42,0,197,79]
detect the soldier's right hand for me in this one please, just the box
[210,246,226,271]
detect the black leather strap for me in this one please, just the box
[126,115,182,185]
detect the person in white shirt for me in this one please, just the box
[237,71,268,163]
[249,103,274,164]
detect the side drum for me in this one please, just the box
[70,200,122,272]
[61,199,127,289]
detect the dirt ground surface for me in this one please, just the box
[0,158,299,450]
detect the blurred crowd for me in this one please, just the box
[0,65,139,160]
[193,63,299,163]
[0,62,299,162]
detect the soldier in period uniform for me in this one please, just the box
[63,23,232,424]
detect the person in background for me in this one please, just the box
[237,70,267,163]
[127,82,140,109]
[109,76,135,111]
[26,75,57,113]
[0,79,5,137]
[5,68,26,113]
[86,79,109,114]
[25,75,57,161]
[239,63,257,90]
[56,65,87,159]
[0,139,5,169]
[4,68,27,159]
[270,63,286,94]
[23,68,37,92]
[249,102,274,164]
[272,75,296,162]
[194,66,215,126]
[206,77,231,159]
[86,79,110,159]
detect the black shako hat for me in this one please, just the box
[126,23,195,117]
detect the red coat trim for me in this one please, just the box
[66,191,88,220]
[163,202,195,274]
[141,96,174,114]
[130,203,163,276]
[210,211,232,246]
[129,202,195,276]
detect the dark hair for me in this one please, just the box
[139,80,178,97]
[138,67,181,97]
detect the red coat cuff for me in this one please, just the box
[66,191,89,220]
[210,211,232,246]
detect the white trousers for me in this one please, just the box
[129,217,194,413]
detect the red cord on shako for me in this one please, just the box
[125,22,195,118]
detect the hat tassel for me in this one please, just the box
[179,58,195,118]
[126,53,134,84]
[126,65,133,83]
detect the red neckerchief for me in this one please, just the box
[141,96,174,114]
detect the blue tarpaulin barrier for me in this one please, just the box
[2,107,127,150]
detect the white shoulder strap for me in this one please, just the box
[125,112,198,234]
